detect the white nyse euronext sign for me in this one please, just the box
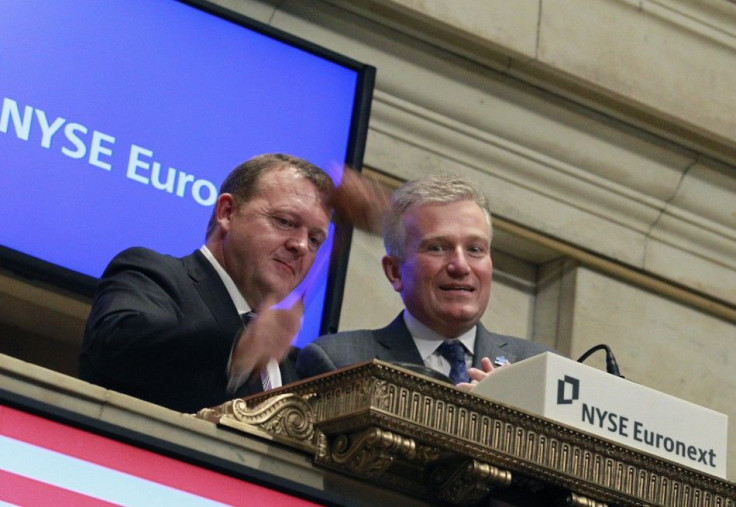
[472,353,728,478]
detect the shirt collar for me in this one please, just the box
[403,310,476,361]
[200,245,251,315]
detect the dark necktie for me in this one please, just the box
[240,312,256,326]
[437,340,470,384]
[238,312,272,391]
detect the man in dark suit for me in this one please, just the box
[80,154,338,413]
[297,175,556,389]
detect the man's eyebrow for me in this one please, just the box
[420,232,489,241]
[269,204,299,214]
[468,234,491,243]
[418,234,448,244]
[417,233,490,248]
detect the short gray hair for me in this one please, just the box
[383,174,492,260]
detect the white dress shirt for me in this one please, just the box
[402,310,476,377]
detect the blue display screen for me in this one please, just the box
[0,0,372,346]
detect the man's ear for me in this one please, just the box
[382,255,403,292]
[215,194,236,231]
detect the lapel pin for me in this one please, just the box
[494,356,510,367]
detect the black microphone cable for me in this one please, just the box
[577,344,624,378]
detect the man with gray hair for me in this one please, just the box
[297,174,555,388]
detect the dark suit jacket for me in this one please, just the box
[79,247,299,413]
[297,313,555,381]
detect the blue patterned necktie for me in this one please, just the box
[437,340,470,384]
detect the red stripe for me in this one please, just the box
[0,469,121,506]
[0,405,318,506]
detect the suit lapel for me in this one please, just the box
[375,313,425,364]
[473,323,513,368]
[279,347,300,385]
[183,250,241,332]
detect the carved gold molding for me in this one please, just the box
[197,393,317,452]
[197,361,736,506]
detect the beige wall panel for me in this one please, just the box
[339,229,404,331]
[537,0,736,147]
[568,266,736,480]
[370,0,540,58]
[669,159,736,236]
[644,231,736,303]
[366,125,652,268]
[642,159,736,301]
[369,89,695,207]
[482,250,537,341]
[651,0,736,38]
[533,259,578,353]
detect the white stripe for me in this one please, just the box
[0,435,230,506]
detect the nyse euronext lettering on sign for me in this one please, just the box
[1,96,217,207]
[578,401,717,468]
[473,353,728,478]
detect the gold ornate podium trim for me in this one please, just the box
[197,361,735,506]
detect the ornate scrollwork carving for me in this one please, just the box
[197,393,316,451]
[327,427,417,477]
[415,443,443,464]
[233,395,313,440]
[429,458,512,506]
